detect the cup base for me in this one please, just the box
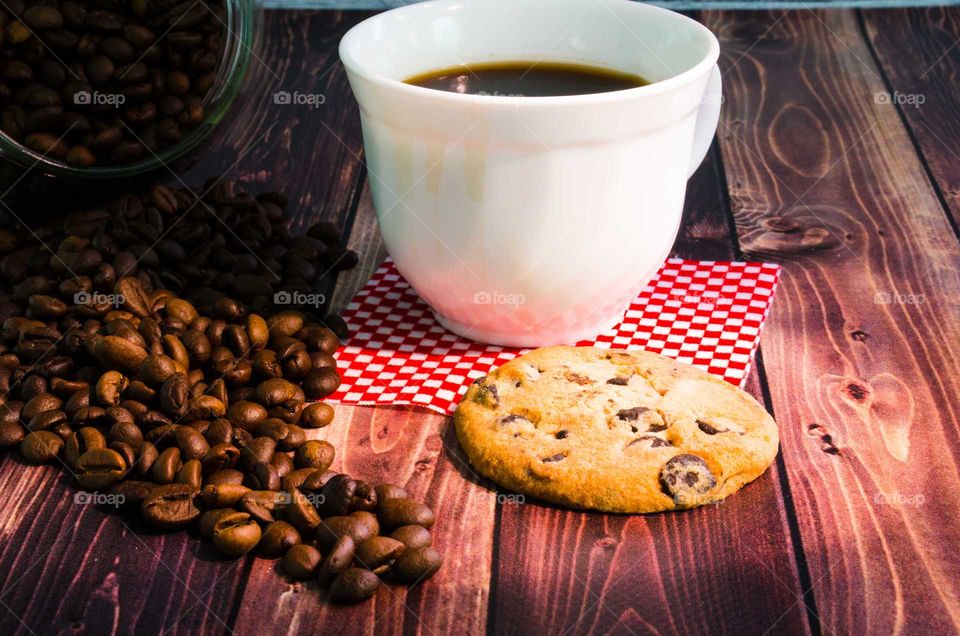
[432,307,628,348]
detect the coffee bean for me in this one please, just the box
[21,430,64,463]
[282,544,322,580]
[142,483,200,530]
[355,536,405,574]
[317,535,355,587]
[175,458,202,489]
[201,483,249,508]
[65,426,107,468]
[271,451,295,477]
[285,488,321,535]
[152,447,182,484]
[377,499,436,531]
[238,490,279,525]
[96,370,128,406]
[205,468,244,487]
[108,420,143,449]
[259,521,301,558]
[24,7,65,30]
[226,400,267,431]
[0,421,25,448]
[329,568,379,604]
[159,373,189,418]
[76,448,126,490]
[244,461,280,491]
[302,368,340,400]
[175,426,209,460]
[300,402,334,429]
[199,507,235,539]
[391,546,443,584]
[211,511,261,557]
[140,354,180,386]
[293,440,335,471]
[95,335,148,374]
[253,378,298,407]
[201,443,239,474]
[350,481,378,513]
[390,525,432,551]
[22,392,62,421]
[375,483,409,503]
[315,513,377,553]
[317,474,356,518]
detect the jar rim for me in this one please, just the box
[0,0,257,179]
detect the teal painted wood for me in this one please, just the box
[265,0,960,9]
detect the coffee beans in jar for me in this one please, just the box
[0,175,440,606]
[0,1,230,167]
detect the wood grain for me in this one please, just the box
[0,457,248,635]
[704,8,960,634]
[861,8,960,231]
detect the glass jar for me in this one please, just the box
[0,0,261,200]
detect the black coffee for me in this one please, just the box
[405,61,648,97]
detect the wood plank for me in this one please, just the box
[0,11,372,635]
[861,7,960,231]
[0,457,248,635]
[703,8,960,634]
[490,145,811,635]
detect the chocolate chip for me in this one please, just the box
[697,419,724,435]
[606,376,630,386]
[474,382,499,407]
[541,453,566,463]
[499,414,528,425]
[627,435,672,449]
[616,407,648,421]
[555,430,568,439]
[659,454,716,504]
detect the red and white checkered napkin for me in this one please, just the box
[329,258,781,415]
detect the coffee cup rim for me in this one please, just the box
[339,0,720,106]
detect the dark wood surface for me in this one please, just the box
[1,7,959,635]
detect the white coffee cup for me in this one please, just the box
[340,0,721,347]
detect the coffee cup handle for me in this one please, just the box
[687,64,722,178]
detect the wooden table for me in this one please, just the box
[1,6,959,635]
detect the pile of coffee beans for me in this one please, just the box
[0,177,441,603]
[0,0,228,166]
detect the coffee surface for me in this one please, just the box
[405,61,648,97]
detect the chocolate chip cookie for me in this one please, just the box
[454,346,779,513]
